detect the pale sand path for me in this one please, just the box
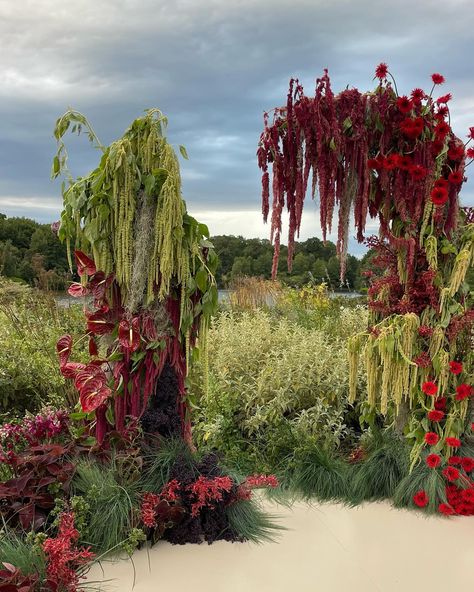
[87,500,473,592]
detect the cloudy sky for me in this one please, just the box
[1,0,473,254]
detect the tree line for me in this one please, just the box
[0,214,366,291]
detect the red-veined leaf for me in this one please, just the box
[74,250,97,276]
[85,310,115,335]
[74,365,107,392]
[56,335,72,366]
[67,282,90,297]
[80,382,112,412]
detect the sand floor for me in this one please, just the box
[87,500,473,591]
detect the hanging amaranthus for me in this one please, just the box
[52,109,219,445]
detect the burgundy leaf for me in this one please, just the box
[74,250,97,276]
[67,282,90,297]
[56,334,72,366]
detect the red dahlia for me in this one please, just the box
[436,93,452,104]
[443,466,460,482]
[438,503,455,515]
[413,490,429,507]
[428,409,445,422]
[422,381,438,396]
[397,96,413,114]
[409,164,428,181]
[431,73,445,85]
[455,384,473,401]
[375,63,389,79]
[448,171,464,185]
[426,453,441,468]
[461,457,474,473]
[445,437,461,448]
[449,361,463,374]
[425,432,439,446]
[430,187,448,206]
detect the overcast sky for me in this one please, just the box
[1,0,473,254]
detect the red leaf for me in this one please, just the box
[74,365,107,392]
[86,310,115,335]
[60,362,86,379]
[74,250,97,276]
[56,334,72,366]
[67,282,90,297]
[80,382,112,412]
[89,336,99,356]
[118,317,141,352]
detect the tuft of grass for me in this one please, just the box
[0,525,46,575]
[289,445,349,502]
[393,459,447,514]
[349,433,410,503]
[72,459,138,555]
[139,437,197,492]
[226,499,284,544]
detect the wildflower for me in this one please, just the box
[430,187,448,206]
[449,361,463,374]
[397,96,413,114]
[467,148,474,159]
[445,437,461,448]
[428,410,444,422]
[431,73,445,85]
[455,384,472,401]
[448,171,464,185]
[411,88,425,103]
[434,121,450,138]
[447,145,465,161]
[436,93,452,104]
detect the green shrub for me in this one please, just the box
[191,307,367,471]
[0,280,85,415]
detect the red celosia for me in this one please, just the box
[445,437,461,448]
[448,361,462,375]
[413,490,429,507]
[418,325,433,338]
[431,73,445,85]
[375,63,389,79]
[426,453,441,468]
[430,186,449,206]
[448,171,464,185]
[187,476,233,517]
[414,352,431,368]
[396,96,413,114]
[455,384,472,401]
[438,503,455,515]
[461,457,474,473]
[43,512,94,592]
[422,381,438,396]
[428,409,444,422]
[425,432,439,446]
[442,466,460,482]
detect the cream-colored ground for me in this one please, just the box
[87,501,473,592]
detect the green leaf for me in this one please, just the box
[144,174,156,196]
[195,268,208,292]
[70,412,87,421]
[179,145,189,160]
[105,406,115,426]
[52,155,60,177]
[198,223,210,238]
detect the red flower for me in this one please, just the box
[434,178,449,189]
[434,121,450,138]
[448,456,461,465]
[187,476,233,517]
[434,397,447,411]
[468,127,474,140]
[436,106,449,119]
[411,88,425,103]
[431,73,445,85]
[244,474,279,489]
[375,63,389,79]
[383,154,399,170]
[396,96,413,114]
[426,453,441,468]
[409,165,428,181]
[455,384,472,401]
[445,437,461,448]
[400,117,424,139]
[118,317,141,352]
[461,457,474,473]
[443,466,460,482]
[418,325,433,337]
[447,145,465,161]
[414,352,431,368]
[398,155,413,170]
[431,139,445,156]
[422,381,438,396]
[438,503,455,515]
[430,187,448,206]
[425,432,439,446]
[461,488,474,503]
[428,409,444,422]
[413,490,429,507]
[436,93,452,104]
[449,361,463,375]
[467,147,474,159]
[74,250,96,277]
[448,171,464,185]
